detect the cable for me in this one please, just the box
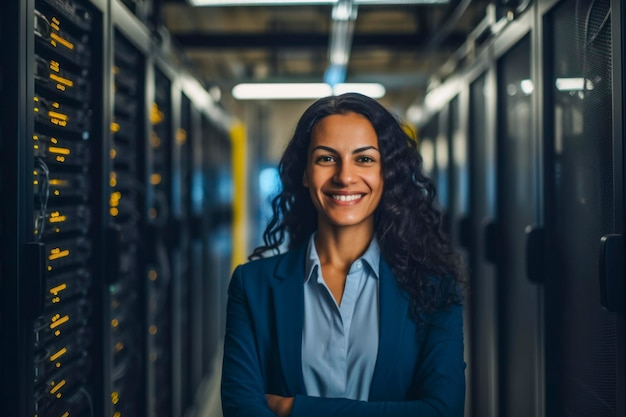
[78,386,94,417]
[35,157,50,240]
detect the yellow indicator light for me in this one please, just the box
[33,135,39,140]
[150,103,164,124]
[110,149,117,159]
[54,330,60,336]
[176,128,187,145]
[50,315,69,329]
[48,111,68,121]
[50,283,67,295]
[150,173,162,185]
[49,249,70,260]
[34,97,39,102]
[149,325,157,335]
[62,412,69,417]
[50,33,74,50]
[48,146,70,155]
[49,179,68,186]
[148,270,157,280]
[54,190,60,196]
[111,391,120,405]
[48,265,53,271]
[34,145,40,150]
[110,122,120,133]
[111,319,119,327]
[49,73,73,87]
[115,342,124,352]
[51,137,58,144]
[49,215,67,224]
[109,207,119,217]
[52,296,61,303]
[150,132,161,148]
[50,60,60,72]
[34,180,39,185]
[56,155,66,162]
[49,347,67,362]
[49,379,66,394]
[113,412,121,417]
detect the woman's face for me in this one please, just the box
[303,112,383,232]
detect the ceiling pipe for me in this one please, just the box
[323,0,357,86]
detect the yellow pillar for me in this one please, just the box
[230,122,248,270]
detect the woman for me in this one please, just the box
[221,93,466,417]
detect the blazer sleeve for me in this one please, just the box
[290,303,466,417]
[221,265,276,417]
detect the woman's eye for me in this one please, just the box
[316,155,335,163]
[357,155,375,163]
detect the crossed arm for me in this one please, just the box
[221,266,465,417]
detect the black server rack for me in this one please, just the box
[413,1,625,416]
[109,28,146,417]
[178,94,193,415]
[146,65,174,417]
[31,0,105,416]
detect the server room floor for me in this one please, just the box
[194,347,224,417]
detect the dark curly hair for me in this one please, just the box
[250,92,465,323]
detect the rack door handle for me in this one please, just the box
[525,225,545,285]
[599,234,624,313]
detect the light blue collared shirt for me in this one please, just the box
[301,233,380,400]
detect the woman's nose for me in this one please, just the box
[333,162,356,185]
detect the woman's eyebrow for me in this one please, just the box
[311,145,379,154]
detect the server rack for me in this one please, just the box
[1,1,236,416]
[109,16,149,416]
[414,1,625,416]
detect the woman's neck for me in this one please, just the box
[314,223,374,272]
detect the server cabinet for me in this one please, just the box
[1,1,234,416]
[495,26,545,417]
[109,18,149,416]
[543,0,625,415]
[188,105,206,398]
[177,93,194,415]
[145,63,174,417]
[467,67,499,417]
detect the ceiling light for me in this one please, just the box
[189,0,447,6]
[231,82,385,100]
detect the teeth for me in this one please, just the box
[332,194,362,202]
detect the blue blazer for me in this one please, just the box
[221,244,465,417]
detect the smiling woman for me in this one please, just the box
[221,92,466,417]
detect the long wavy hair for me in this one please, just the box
[250,93,465,323]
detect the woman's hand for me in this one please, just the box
[266,394,294,417]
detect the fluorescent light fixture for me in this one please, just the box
[189,0,447,6]
[231,82,385,100]
[555,77,594,91]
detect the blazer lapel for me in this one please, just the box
[368,256,411,401]
[272,245,308,395]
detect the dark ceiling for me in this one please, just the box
[156,0,492,111]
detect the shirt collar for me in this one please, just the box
[304,232,381,283]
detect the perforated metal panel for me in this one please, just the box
[546,0,618,415]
